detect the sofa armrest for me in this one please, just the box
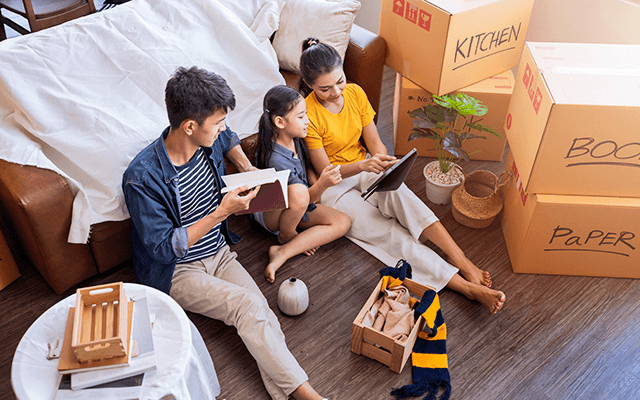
[0,160,97,294]
[344,24,387,120]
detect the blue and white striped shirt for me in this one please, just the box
[176,148,225,264]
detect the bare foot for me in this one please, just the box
[447,274,505,314]
[451,255,492,287]
[467,284,505,314]
[265,245,287,283]
[304,246,319,256]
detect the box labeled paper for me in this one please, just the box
[379,0,533,95]
[504,42,640,197]
[394,70,513,161]
[500,150,640,279]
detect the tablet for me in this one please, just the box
[361,148,418,201]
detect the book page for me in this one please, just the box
[221,168,279,193]
[275,170,290,207]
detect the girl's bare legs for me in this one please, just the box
[275,184,310,244]
[265,203,350,283]
[263,184,316,255]
[420,221,492,287]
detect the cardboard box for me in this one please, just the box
[379,0,533,95]
[394,70,514,161]
[504,42,640,197]
[0,231,20,291]
[501,150,640,279]
[351,277,432,373]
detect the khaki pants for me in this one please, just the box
[321,171,459,291]
[170,246,308,399]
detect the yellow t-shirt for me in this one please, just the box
[305,83,376,165]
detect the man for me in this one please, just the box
[123,66,326,400]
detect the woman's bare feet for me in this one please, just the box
[467,284,505,314]
[449,254,492,287]
[447,274,505,314]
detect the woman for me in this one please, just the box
[299,37,505,313]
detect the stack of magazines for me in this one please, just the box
[55,291,157,400]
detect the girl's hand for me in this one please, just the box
[218,185,261,217]
[359,154,396,174]
[317,164,342,189]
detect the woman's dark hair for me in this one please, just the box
[165,66,236,128]
[299,37,343,97]
[255,85,309,170]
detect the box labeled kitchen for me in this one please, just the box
[379,0,533,95]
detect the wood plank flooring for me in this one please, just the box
[2,67,640,399]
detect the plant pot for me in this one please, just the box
[423,161,463,204]
[451,170,512,229]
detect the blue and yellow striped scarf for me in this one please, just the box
[380,261,451,400]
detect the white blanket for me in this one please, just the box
[0,0,285,243]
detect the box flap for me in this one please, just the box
[536,193,640,207]
[527,42,640,106]
[432,0,506,15]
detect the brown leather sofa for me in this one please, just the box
[0,24,387,294]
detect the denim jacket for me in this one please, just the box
[122,126,241,294]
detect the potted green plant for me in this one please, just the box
[408,92,499,204]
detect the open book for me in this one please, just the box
[221,168,290,215]
[361,148,418,201]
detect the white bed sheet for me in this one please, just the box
[0,0,285,243]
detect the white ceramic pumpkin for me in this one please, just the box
[277,277,309,316]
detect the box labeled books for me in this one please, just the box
[500,150,640,278]
[394,71,513,161]
[504,42,640,197]
[379,0,533,95]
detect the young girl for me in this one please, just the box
[299,37,506,314]
[254,85,351,283]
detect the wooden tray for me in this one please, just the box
[71,282,128,362]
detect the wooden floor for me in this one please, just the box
[2,67,640,400]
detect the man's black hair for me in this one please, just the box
[165,66,236,128]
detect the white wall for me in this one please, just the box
[354,0,381,34]
[354,0,640,44]
[526,0,640,44]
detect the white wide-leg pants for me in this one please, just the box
[321,171,458,291]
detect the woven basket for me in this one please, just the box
[451,170,512,229]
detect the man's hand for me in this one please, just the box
[359,154,397,174]
[217,185,261,217]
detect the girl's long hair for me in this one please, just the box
[299,37,343,97]
[256,85,310,170]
